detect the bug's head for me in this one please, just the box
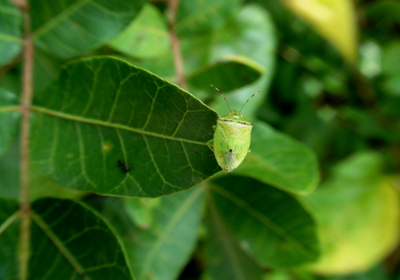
[229,109,242,117]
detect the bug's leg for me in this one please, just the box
[209,154,214,157]
[207,139,214,152]
[210,125,216,135]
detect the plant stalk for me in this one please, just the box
[168,0,187,90]
[12,0,34,278]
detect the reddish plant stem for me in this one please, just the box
[168,0,187,90]
[11,0,34,278]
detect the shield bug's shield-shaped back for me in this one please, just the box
[207,85,261,173]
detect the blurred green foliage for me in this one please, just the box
[0,0,399,279]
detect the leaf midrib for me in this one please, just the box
[31,105,207,146]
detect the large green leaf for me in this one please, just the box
[31,0,145,57]
[187,56,264,93]
[303,153,400,275]
[235,122,320,195]
[109,4,170,60]
[0,0,22,66]
[0,87,20,157]
[31,57,220,197]
[125,186,204,280]
[209,175,320,268]
[0,198,19,279]
[207,192,264,280]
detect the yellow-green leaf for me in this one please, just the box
[283,0,358,63]
[303,153,400,275]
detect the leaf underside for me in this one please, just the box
[31,57,220,197]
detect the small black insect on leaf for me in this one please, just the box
[117,160,131,173]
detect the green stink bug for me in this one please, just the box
[207,85,261,173]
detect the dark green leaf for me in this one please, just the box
[207,192,264,280]
[187,57,264,93]
[0,198,20,280]
[31,0,145,57]
[125,186,204,280]
[109,4,170,59]
[0,0,22,66]
[0,87,20,157]
[235,122,320,195]
[31,57,220,197]
[209,175,320,268]
[30,198,134,279]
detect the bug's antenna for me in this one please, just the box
[239,90,261,113]
[211,84,231,112]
